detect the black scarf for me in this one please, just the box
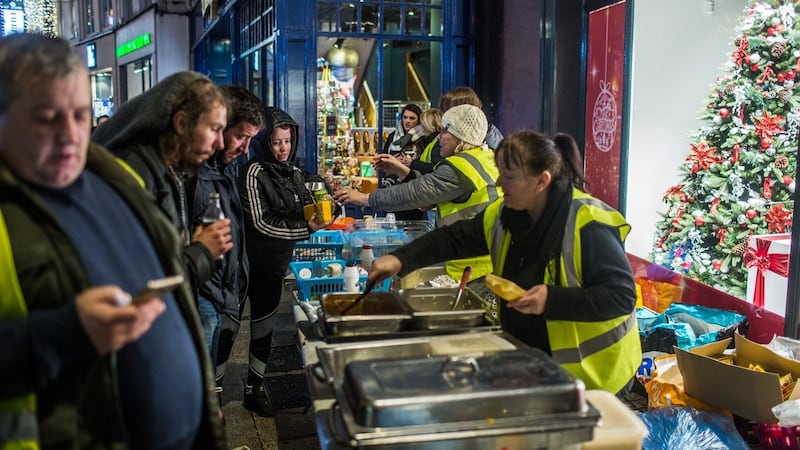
[498,178,573,351]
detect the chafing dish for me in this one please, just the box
[319,292,411,338]
[329,347,600,448]
[313,331,523,385]
[397,287,489,330]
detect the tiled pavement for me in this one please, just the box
[220,280,320,449]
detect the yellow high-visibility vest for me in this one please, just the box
[0,209,39,450]
[482,191,640,393]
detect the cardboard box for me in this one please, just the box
[745,234,791,316]
[675,333,800,424]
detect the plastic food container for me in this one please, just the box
[581,390,648,450]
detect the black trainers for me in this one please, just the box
[243,383,274,417]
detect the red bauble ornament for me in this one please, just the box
[681,260,692,270]
[787,71,796,80]
[746,209,758,219]
[778,73,786,83]
[768,26,776,36]
[783,175,794,185]
[751,64,760,71]
[712,259,722,270]
[695,217,705,226]
[719,108,730,118]
[761,137,772,149]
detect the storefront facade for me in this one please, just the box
[192,0,473,182]
[64,2,193,126]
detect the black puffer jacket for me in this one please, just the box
[239,107,318,260]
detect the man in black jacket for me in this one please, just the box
[188,85,265,399]
[0,33,225,449]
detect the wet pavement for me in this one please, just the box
[220,279,320,449]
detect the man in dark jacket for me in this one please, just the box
[93,71,233,293]
[238,107,329,416]
[187,85,264,396]
[0,33,225,449]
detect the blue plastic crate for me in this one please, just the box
[289,259,391,302]
[292,230,344,261]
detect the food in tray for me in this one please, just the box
[485,273,526,301]
[323,293,403,316]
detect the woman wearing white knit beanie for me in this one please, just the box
[439,104,489,154]
[335,103,502,287]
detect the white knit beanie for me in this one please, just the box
[441,104,488,147]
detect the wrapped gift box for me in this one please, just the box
[745,234,791,316]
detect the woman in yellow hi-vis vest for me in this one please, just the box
[366,131,640,394]
[335,104,503,287]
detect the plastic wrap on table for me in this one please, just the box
[768,335,800,361]
[640,407,748,450]
[639,303,747,353]
[773,399,800,427]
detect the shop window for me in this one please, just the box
[100,0,113,29]
[318,0,442,35]
[246,45,274,108]
[90,70,114,124]
[237,0,275,55]
[85,0,95,35]
[125,57,152,101]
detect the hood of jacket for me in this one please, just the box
[92,71,210,152]
[249,106,299,164]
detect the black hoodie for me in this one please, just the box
[239,107,319,260]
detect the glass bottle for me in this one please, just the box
[202,192,225,225]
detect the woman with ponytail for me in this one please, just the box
[365,130,641,395]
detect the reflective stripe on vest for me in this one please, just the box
[436,147,501,227]
[549,313,637,364]
[436,147,500,281]
[0,209,40,449]
[560,191,631,288]
[483,190,640,392]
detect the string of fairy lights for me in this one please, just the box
[24,0,57,36]
[1,0,57,36]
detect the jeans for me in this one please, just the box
[197,295,221,358]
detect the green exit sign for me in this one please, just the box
[116,33,152,58]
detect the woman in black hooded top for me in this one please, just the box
[238,106,329,415]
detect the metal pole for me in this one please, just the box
[783,136,800,338]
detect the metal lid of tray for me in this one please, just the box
[340,347,592,429]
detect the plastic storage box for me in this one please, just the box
[581,390,648,450]
[346,219,433,258]
[290,259,390,302]
[292,230,344,261]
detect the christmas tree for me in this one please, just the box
[651,0,797,298]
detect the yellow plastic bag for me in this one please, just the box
[644,354,728,414]
[636,278,682,313]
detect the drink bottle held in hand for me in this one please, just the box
[202,192,225,225]
[202,192,226,260]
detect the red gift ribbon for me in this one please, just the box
[743,235,790,307]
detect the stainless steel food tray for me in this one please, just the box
[328,395,599,449]
[397,287,488,330]
[312,330,526,385]
[319,292,412,338]
[340,348,590,428]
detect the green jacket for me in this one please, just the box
[0,143,225,449]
